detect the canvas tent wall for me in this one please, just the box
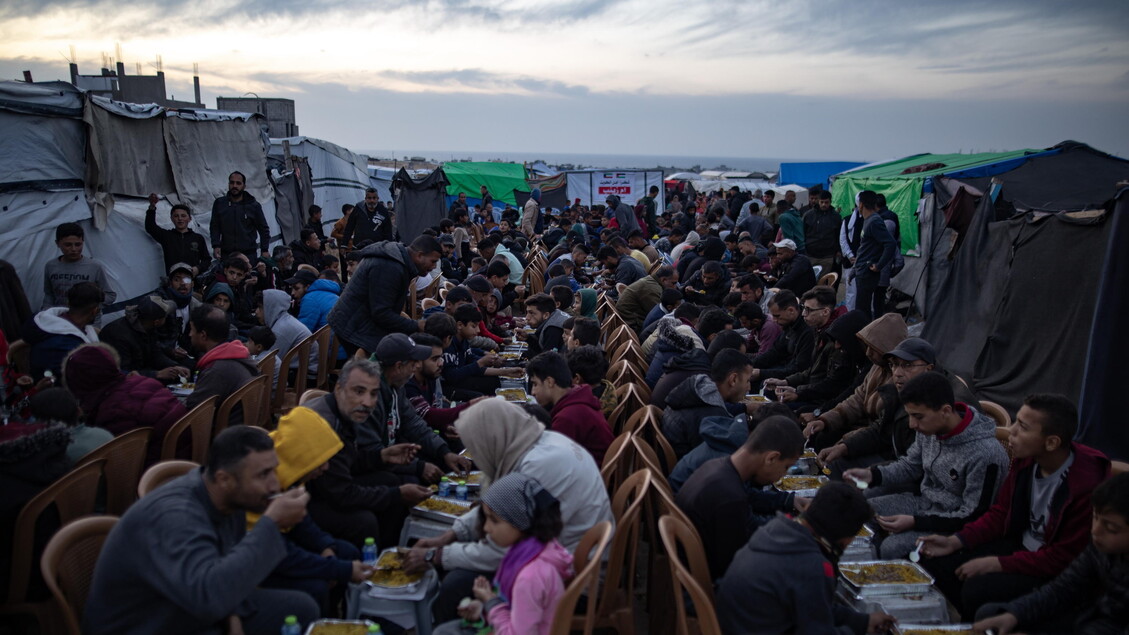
[566,170,665,209]
[1,80,283,311]
[368,165,395,207]
[514,173,569,210]
[393,167,449,242]
[443,161,527,209]
[779,161,865,190]
[270,136,373,228]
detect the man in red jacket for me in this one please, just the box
[917,393,1110,620]
[527,351,613,466]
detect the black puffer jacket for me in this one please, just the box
[327,241,420,353]
[209,192,269,255]
[662,374,736,459]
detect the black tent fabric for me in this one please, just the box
[392,168,449,243]
[1078,187,1129,461]
[513,187,568,211]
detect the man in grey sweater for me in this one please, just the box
[84,426,316,635]
[846,371,1010,559]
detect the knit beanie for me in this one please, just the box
[62,344,123,409]
[482,472,558,532]
[268,407,343,489]
[802,481,873,542]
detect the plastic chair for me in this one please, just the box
[40,515,119,635]
[138,460,199,497]
[6,338,30,374]
[818,271,839,288]
[273,333,316,415]
[407,276,420,319]
[621,405,663,436]
[78,427,153,515]
[659,514,721,635]
[162,396,217,463]
[573,469,650,634]
[634,415,678,477]
[1112,461,1129,476]
[979,400,1011,428]
[550,521,613,635]
[0,459,105,632]
[299,389,328,405]
[600,431,635,493]
[311,325,334,390]
[216,375,270,436]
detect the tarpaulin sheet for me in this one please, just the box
[779,161,865,189]
[271,136,371,225]
[443,162,526,207]
[393,167,449,243]
[831,177,924,253]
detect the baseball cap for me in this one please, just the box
[373,333,432,364]
[168,262,193,277]
[137,295,175,320]
[884,337,937,366]
[284,270,317,287]
[771,239,798,251]
[465,275,492,293]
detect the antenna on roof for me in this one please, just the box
[193,62,199,76]
[136,62,143,75]
[115,43,123,65]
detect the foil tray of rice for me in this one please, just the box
[495,387,528,402]
[443,470,484,489]
[894,625,976,635]
[839,560,935,597]
[773,475,829,497]
[411,497,474,523]
[305,619,378,635]
[365,549,426,590]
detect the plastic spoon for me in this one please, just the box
[909,541,923,563]
[845,474,869,490]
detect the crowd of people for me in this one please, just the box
[0,174,1125,635]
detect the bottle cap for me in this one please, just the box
[284,616,298,625]
[458,480,467,485]
[440,476,449,482]
[364,537,375,545]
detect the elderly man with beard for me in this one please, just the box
[304,356,434,548]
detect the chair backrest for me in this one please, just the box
[600,431,635,493]
[817,271,839,288]
[273,333,316,414]
[979,400,1012,428]
[621,404,662,436]
[138,460,199,497]
[407,276,420,319]
[550,521,613,635]
[7,338,30,374]
[6,459,105,605]
[162,396,217,463]
[254,349,277,381]
[659,514,721,635]
[215,375,270,437]
[1112,461,1129,477]
[299,389,329,405]
[311,325,333,390]
[595,470,651,623]
[40,515,119,635]
[631,435,674,493]
[78,427,153,516]
[635,412,677,476]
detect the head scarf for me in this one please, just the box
[62,344,125,420]
[577,288,598,321]
[486,473,561,602]
[454,399,544,487]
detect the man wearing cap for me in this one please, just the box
[145,192,211,274]
[156,262,204,362]
[210,171,270,262]
[99,295,188,381]
[357,334,471,479]
[328,235,443,357]
[766,239,816,296]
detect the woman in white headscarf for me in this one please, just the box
[670,229,700,266]
[407,399,613,622]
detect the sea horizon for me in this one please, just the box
[357,149,865,173]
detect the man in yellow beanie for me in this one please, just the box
[251,407,384,615]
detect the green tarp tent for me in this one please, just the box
[442,161,528,207]
[832,149,1037,253]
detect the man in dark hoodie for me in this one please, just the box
[186,305,259,425]
[145,193,211,274]
[210,171,270,262]
[99,295,187,381]
[605,194,640,235]
[669,403,797,492]
[750,289,815,384]
[327,235,442,356]
[527,351,613,465]
[716,482,894,634]
[288,229,322,269]
[676,415,807,581]
[662,349,755,458]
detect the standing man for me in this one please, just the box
[520,188,542,239]
[449,191,469,219]
[606,194,640,235]
[328,234,442,357]
[344,188,395,247]
[803,191,841,278]
[639,185,661,232]
[41,223,116,311]
[210,171,270,263]
[853,190,897,320]
[145,193,211,274]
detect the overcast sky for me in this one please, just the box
[2,0,1127,163]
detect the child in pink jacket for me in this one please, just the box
[437,473,573,635]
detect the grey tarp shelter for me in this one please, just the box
[392,167,449,243]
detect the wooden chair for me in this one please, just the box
[299,389,329,405]
[979,400,1011,428]
[572,469,651,634]
[216,375,270,437]
[0,459,105,632]
[255,350,278,426]
[138,460,199,497]
[78,427,153,516]
[6,338,30,374]
[162,396,217,463]
[550,521,614,635]
[615,282,628,296]
[311,325,334,390]
[255,349,277,380]
[612,340,646,374]
[272,333,316,416]
[817,271,839,288]
[659,514,722,635]
[40,515,119,635]
[645,479,700,634]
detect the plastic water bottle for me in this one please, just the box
[438,476,451,497]
[281,615,301,635]
[362,537,377,565]
[456,480,468,501]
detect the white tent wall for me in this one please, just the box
[271,136,373,226]
[566,170,665,209]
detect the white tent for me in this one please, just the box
[565,169,665,209]
[270,136,375,226]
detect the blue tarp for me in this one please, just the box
[779,161,866,189]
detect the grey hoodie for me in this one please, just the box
[873,403,1010,532]
[261,289,318,380]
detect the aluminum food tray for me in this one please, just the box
[773,475,829,498]
[364,548,426,592]
[838,559,935,597]
[304,618,378,635]
[410,497,474,524]
[835,586,949,625]
[495,388,528,402]
[443,470,484,490]
[894,624,977,635]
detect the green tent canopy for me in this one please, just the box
[442,162,528,207]
[832,149,1037,254]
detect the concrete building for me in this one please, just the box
[216,96,298,137]
[69,62,204,109]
